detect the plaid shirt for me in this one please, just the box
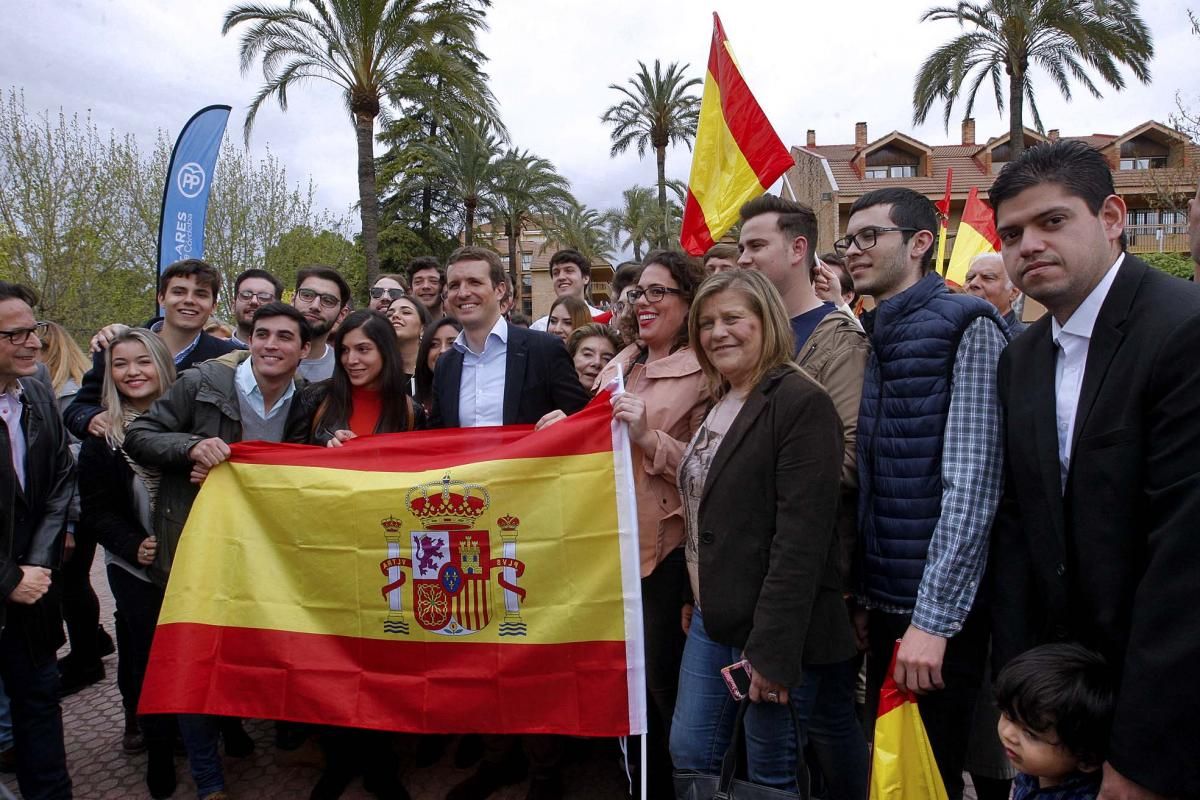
[908,316,1007,636]
[1012,771,1101,799]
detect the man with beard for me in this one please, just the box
[292,267,351,382]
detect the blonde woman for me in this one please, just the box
[78,330,180,798]
[671,269,859,793]
[38,320,90,407]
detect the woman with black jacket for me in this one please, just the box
[78,329,180,799]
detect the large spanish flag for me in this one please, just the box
[945,186,1002,286]
[139,393,646,737]
[679,12,795,255]
[869,644,949,800]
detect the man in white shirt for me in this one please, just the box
[991,139,1200,800]
[529,249,603,331]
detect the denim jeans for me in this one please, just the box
[803,656,869,800]
[0,675,13,750]
[178,714,224,797]
[0,619,72,799]
[670,606,840,792]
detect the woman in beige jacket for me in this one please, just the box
[593,249,709,796]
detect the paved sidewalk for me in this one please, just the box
[2,558,629,800]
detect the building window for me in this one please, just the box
[865,167,888,179]
[866,165,917,179]
[1120,157,1167,170]
[521,252,533,271]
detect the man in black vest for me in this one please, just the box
[841,188,1008,798]
[0,281,73,799]
[990,140,1200,799]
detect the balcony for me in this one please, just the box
[1125,224,1190,254]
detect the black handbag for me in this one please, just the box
[672,697,810,800]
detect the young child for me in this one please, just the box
[994,643,1114,799]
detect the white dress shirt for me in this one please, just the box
[1051,253,1124,489]
[0,385,26,491]
[235,357,296,419]
[454,316,508,427]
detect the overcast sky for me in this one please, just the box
[3,0,1193,228]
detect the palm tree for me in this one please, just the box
[488,149,573,304]
[602,60,701,248]
[544,201,613,266]
[913,0,1153,159]
[602,186,659,261]
[419,117,504,245]
[222,0,484,287]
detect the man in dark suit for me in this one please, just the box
[990,140,1200,799]
[429,246,589,431]
[0,281,74,799]
[429,246,587,800]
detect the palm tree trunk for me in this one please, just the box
[655,145,669,249]
[634,242,643,261]
[506,218,522,305]
[1008,69,1025,161]
[465,198,476,246]
[420,113,439,247]
[356,112,381,290]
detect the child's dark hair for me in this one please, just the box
[994,643,1114,769]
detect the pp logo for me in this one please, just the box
[177,162,206,199]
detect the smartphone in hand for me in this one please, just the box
[721,659,753,700]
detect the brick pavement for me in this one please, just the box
[2,558,629,800]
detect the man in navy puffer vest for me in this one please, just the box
[839,188,1009,799]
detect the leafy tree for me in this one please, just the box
[264,224,364,302]
[488,149,573,302]
[1142,251,1194,279]
[418,117,504,245]
[602,185,658,261]
[602,60,701,248]
[223,0,485,289]
[913,0,1154,159]
[543,200,613,265]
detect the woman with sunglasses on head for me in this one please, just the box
[413,316,462,415]
[385,295,431,388]
[77,330,181,798]
[592,249,710,796]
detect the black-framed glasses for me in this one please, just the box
[0,321,49,346]
[370,287,406,301]
[237,290,275,303]
[832,226,919,256]
[626,286,684,304]
[295,287,342,309]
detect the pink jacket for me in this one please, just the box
[596,345,710,577]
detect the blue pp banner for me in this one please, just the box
[157,105,231,275]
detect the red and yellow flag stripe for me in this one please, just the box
[946,186,1002,286]
[680,13,794,255]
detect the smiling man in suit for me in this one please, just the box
[990,140,1200,800]
[429,245,588,800]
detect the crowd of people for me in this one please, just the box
[2,139,1200,800]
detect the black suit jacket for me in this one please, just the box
[1,376,73,653]
[695,368,855,686]
[991,255,1200,795]
[428,321,589,428]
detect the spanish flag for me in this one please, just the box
[869,643,949,800]
[679,12,795,255]
[139,393,647,736]
[945,186,1001,286]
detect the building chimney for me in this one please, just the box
[961,117,976,146]
[806,129,816,147]
[855,122,868,148]
[1048,129,1060,142]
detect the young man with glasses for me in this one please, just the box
[368,274,408,314]
[291,266,351,382]
[64,259,239,441]
[842,188,1009,799]
[0,281,74,799]
[231,268,285,348]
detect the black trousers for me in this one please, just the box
[864,608,988,800]
[106,564,174,748]
[640,548,688,794]
[0,603,72,799]
[59,535,102,668]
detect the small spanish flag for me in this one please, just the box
[679,12,795,255]
[869,643,949,800]
[139,393,647,737]
[945,186,1002,286]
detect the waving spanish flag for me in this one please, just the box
[680,12,795,255]
[139,394,646,737]
[945,186,1002,286]
[869,643,949,799]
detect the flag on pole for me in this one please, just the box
[869,643,949,800]
[139,393,647,737]
[934,169,953,277]
[679,12,795,255]
[945,186,1001,286]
